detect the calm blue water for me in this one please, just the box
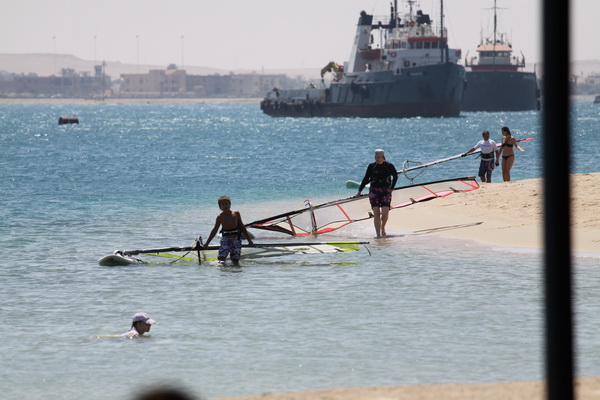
[1,102,598,400]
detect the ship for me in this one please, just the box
[260,1,465,118]
[461,0,540,112]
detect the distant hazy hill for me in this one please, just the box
[2,53,599,81]
[570,60,600,76]
[0,53,322,79]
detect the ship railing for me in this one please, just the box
[285,89,324,101]
[370,15,391,27]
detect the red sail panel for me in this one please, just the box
[391,178,479,209]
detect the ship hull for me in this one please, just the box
[462,70,539,112]
[261,63,465,118]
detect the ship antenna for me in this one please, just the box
[489,0,507,65]
[389,0,398,28]
[493,0,497,64]
[493,0,498,45]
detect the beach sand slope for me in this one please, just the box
[386,173,599,253]
[212,376,600,400]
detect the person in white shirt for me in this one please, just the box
[462,130,500,183]
[122,312,156,338]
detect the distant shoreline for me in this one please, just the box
[0,95,596,106]
[0,97,262,106]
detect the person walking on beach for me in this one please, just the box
[498,126,525,182]
[462,130,500,183]
[355,149,398,238]
[122,312,156,338]
[203,195,254,266]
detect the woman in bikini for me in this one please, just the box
[498,126,525,182]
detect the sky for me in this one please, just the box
[1,0,597,71]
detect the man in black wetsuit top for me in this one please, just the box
[355,149,398,238]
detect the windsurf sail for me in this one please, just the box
[347,137,536,187]
[99,241,368,266]
[247,177,479,236]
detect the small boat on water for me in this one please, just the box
[58,117,79,125]
[461,0,540,112]
[260,0,465,119]
[594,95,600,104]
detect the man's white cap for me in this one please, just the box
[374,149,385,156]
[132,312,156,325]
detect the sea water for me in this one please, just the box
[1,101,598,400]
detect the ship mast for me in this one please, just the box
[408,0,413,19]
[440,0,448,63]
[492,0,497,65]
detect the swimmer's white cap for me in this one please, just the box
[132,312,156,324]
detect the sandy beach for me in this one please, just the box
[387,173,599,254]
[211,377,600,400]
[212,173,599,400]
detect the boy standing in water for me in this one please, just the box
[203,196,253,265]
